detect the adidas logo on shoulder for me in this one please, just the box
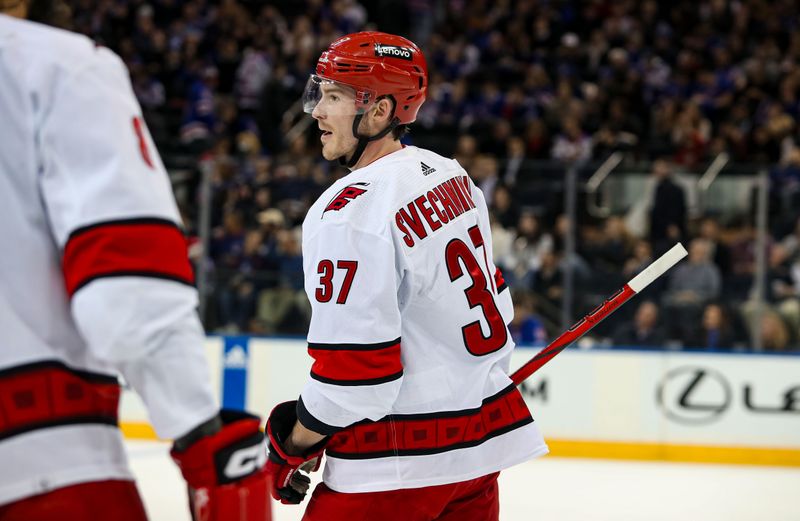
[420,162,436,176]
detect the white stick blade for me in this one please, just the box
[627,243,688,293]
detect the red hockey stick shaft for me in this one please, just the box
[510,243,688,385]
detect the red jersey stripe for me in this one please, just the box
[494,268,507,293]
[326,384,532,459]
[309,340,402,385]
[62,218,194,297]
[0,361,120,441]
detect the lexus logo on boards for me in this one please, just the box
[657,367,732,425]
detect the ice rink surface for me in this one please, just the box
[127,440,799,521]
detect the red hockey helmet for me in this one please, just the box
[303,31,428,125]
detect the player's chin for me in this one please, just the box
[321,144,345,161]
[320,145,338,161]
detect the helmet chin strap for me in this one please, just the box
[339,96,400,169]
[339,115,399,169]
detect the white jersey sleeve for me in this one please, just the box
[37,40,217,438]
[298,221,403,433]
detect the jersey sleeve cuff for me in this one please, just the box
[297,396,343,436]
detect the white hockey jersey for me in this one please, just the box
[0,15,217,505]
[298,146,548,493]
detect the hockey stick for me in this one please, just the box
[510,243,688,385]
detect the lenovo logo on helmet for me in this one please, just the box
[374,44,413,61]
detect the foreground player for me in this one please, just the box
[0,6,269,521]
[265,32,548,520]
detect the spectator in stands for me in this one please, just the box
[770,148,800,224]
[592,98,641,158]
[665,239,723,303]
[532,250,563,313]
[551,116,592,164]
[180,65,217,145]
[611,301,666,348]
[469,154,500,204]
[663,238,722,338]
[235,35,272,111]
[728,218,759,299]
[255,228,309,334]
[212,211,253,332]
[588,216,634,272]
[672,102,711,166]
[742,244,800,346]
[697,216,733,278]
[501,212,553,289]
[683,303,735,350]
[524,118,551,160]
[781,217,800,261]
[623,239,654,279]
[490,212,514,273]
[453,134,478,172]
[760,312,791,352]
[648,158,687,255]
[501,136,527,186]
[490,184,520,230]
[483,119,514,158]
[508,292,548,347]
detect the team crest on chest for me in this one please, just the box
[323,182,370,216]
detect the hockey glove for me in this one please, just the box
[170,410,270,521]
[265,401,328,505]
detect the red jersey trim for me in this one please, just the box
[494,268,507,293]
[325,384,532,459]
[63,218,195,297]
[0,361,120,441]
[308,339,402,386]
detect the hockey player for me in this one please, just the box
[265,32,548,520]
[0,5,269,521]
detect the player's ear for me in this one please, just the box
[371,97,394,125]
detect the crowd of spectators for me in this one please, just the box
[61,0,800,350]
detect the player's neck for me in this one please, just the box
[349,138,403,171]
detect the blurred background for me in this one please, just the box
[60,0,800,352]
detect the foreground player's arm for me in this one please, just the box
[266,221,403,502]
[39,45,268,521]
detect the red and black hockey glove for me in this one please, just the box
[170,410,270,521]
[265,401,328,505]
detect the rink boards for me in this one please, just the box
[119,337,800,467]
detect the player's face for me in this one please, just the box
[312,84,359,161]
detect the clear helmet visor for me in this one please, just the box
[302,75,375,117]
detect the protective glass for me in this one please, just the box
[302,75,374,116]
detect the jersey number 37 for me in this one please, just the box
[446,226,507,356]
[314,226,506,357]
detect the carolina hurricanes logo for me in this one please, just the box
[323,182,370,215]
